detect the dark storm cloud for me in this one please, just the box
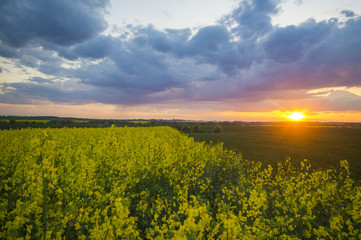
[74,47,199,93]
[187,25,254,75]
[37,63,69,76]
[341,10,355,18]
[0,41,20,58]
[128,24,256,76]
[0,82,68,104]
[130,25,191,55]
[0,79,165,105]
[0,0,361,111]
[73,36,115,59]
[127,0,280,75]
[0,0,108,47]
[264,19,334,63]
[29,77,53,84]
[189,26,230,52]
[309,17,361,66]
[237,16,361,94]
[226,0,280,39]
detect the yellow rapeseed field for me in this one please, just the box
[0,126,360,239]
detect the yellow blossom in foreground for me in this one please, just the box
[0,127,360,239]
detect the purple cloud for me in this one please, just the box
[341,10,356,18]
[0,0,360,113]
[0,0,108,48]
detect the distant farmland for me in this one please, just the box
[190,124,361,180]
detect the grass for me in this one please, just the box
[189,124,361,180]
[128,120,149,124]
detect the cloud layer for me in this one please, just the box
[0,0,361,112]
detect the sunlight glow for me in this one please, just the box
[283,111,307,121]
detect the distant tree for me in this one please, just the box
[149,120,157,126]
[192,125,204,133]
[214,125,223,133]
[181,125,191,133]
[9,119,16,124]
[49,120,58,124]
[174,125,183,131]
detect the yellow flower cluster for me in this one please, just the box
[0,127,360,239]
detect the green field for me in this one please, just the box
[0,119,50,123]
[190,125,361,180]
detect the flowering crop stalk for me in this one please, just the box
[1,127,360,239]
[103,229,109,240]
[42,167,48,239]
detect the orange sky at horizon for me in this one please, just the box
[1,103,361,122]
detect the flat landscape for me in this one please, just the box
[1,125,361,239]
[2,117,361,180]
[190,124,361,181]
[1,0,361,239]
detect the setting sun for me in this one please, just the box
[283,111,307,121]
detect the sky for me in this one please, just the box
[0,0,361,122]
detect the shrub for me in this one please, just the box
[193,125,204,133]
[214,125,223,133]
[181,124,191,133]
